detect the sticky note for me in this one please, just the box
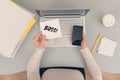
[98,37,117,57]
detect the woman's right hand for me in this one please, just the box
[33,32,46,49]
[80,33,88,49]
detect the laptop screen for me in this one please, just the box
[36,9,90,18]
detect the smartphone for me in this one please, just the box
[72,25,83,46]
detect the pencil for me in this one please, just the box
[91,33,102,53]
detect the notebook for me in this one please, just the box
[97,37,118,57]
[0,0,36,58]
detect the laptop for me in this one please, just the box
[36,9,90,47]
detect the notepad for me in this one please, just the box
[40,19,62,39]
[0,0,36,58]
[97,37,118,57]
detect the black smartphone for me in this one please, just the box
[72,25,83,46]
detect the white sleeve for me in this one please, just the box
[27,48,45,80]
[80,48,103,80]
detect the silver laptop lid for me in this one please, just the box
[36,9,90,18]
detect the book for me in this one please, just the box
[0,0,36,58]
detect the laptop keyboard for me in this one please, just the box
[40,16,86,47]
[41,16,85,35]
[59,17,85,35]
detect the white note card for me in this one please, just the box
[40,19,62,39]
[98,37,118,57]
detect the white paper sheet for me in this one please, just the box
[40,19,62,39]
[98,37,118,57]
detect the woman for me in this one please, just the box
[0,32,120,80]
[27,32,102,80]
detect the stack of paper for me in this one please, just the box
[0,0,36,58]
[98,37,118,57]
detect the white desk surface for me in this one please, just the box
[0,0,120,74]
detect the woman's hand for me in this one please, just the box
[33,32,46,49]
[80,33,88,49]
